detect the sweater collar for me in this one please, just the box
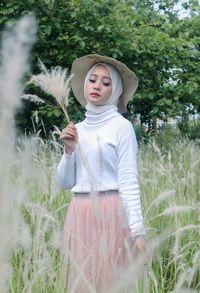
[85,106,120,125]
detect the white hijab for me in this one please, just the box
[84,63,123,115]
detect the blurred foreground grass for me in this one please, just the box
[7,137,200,293]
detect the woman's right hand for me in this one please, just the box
[60,122,78,155]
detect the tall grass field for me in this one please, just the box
[0,16,199,293]
[6,135,199,293]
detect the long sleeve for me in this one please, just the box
[117,121,145,237]
[56,151,76,189]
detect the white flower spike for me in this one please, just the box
[29,59,72,122]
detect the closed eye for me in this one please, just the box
[89,79,96,83]
[103,82,111,87]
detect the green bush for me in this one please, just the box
[178,120,200,141]
[133,124,148,145]
[147,124,181,152]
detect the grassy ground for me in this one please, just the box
[3,136,198,293]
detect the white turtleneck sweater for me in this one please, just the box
[56,109,145,236]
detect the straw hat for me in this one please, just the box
[71,54,139,113]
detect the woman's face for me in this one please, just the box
[85,64,112,105]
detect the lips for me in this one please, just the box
[90,92,100,97]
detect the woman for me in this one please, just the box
[56,54,146,292]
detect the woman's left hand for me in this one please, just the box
[135,235,146,251]
[135,235,152,264]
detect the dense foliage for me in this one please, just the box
[0,0,199,135]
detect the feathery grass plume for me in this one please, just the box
[161,205,197,216]
[144,189,175,219]
[0,15,36,292]
[22,94,45,105]
[174,252,199,292]
[29,59,71,122]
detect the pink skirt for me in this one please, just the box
[63,191,136,293]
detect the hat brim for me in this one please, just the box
[71,54,138,114]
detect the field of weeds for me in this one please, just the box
[4,136,199,293]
